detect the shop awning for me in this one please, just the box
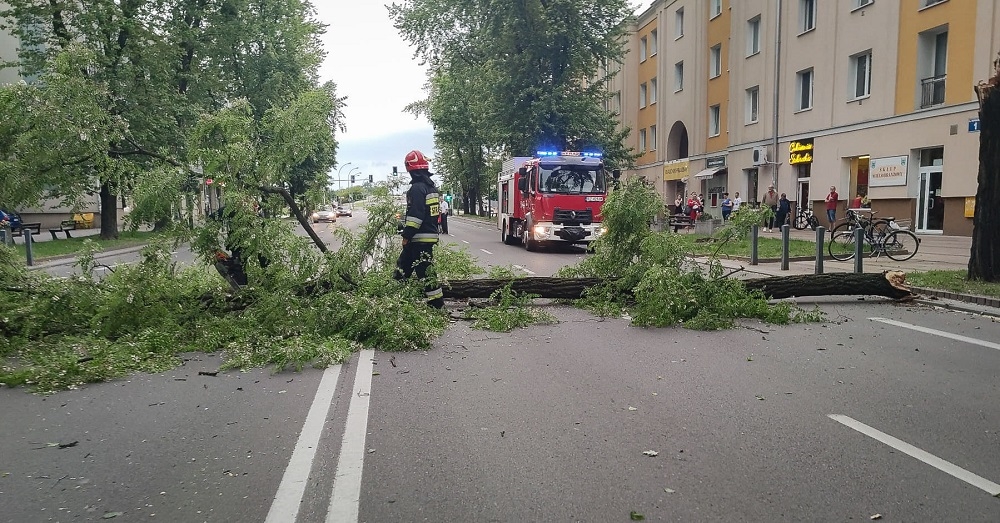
[693,167,726,179]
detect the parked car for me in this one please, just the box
[335,206,352,217]
[0,209,22,229]
[311,207,337,223]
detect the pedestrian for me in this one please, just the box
[674,194,684,215]
[687,192,701,223]
[439,197,450,234]
[851,193,863,209]
[825,185,839,228]
[721,193,734,221]
[760,184,779,232]
[394,149,445,310]
[732,192,743,213]
[775,193,791,229]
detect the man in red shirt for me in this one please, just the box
[825,186,839,227]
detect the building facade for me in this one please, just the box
[620,0,1000,236]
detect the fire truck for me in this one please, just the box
[497,151,613,251]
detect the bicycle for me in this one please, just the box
[828,213,920,262]
[829,208,894,240]
[792,205,820,230]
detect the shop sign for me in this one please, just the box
[868,155,907,187]
[706,155,727,169]
[965,197,975,218]
[663,159,690,181]
[969,118,980,133]
[788,139,813,165]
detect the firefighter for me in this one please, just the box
[394,149,445,309]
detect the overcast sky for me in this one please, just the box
[315,3,434,186]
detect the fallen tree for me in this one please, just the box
[442,270,916,301]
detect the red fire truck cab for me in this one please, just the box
[497,151,610,251]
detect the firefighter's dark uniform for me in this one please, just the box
[394,170,445,309]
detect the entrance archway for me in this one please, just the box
[666,121,689,161]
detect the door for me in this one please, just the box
[916,167,943,232]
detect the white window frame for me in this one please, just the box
[921,0,947,8]
[674,61,684,92]
[640,36,647,62]
[746,86,759,124]
[709,104,721,137]
[747,16,761,57]
[849,50,872,100]
[650,29,658,56]
[675,8,684,39]
[796,68,814,111]
[800,0,816,34]
[710,0,722,19]
[650,77,658,104]
[639,82,647,108]
[650,124,657,151]
[710,44,722,78]
[639,128,647,153]
[853,0,874,9]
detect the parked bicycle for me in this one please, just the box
[828,210,920,262]
[792,205,820,230]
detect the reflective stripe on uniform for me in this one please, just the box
[411,233,438,243]
[425,193,439,203]
[405,215,423,227]
[425,287,444,300]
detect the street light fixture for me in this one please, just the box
[336,162,353,193]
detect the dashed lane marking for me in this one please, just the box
[829,414,1000,496]
[869,317,1000,352]
[513,264,536,275]
[326,349,376,523]
[480,249,493,255]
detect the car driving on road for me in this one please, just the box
[336,206,353,217]
[311,207,337,223]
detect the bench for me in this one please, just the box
[6,222,42,243]
[668,214,694,233]
[49,220,77,240]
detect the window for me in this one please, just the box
[796,68,814,111]
[639,129,647,153]
[639,82,647,108]
[650,77,658,104]
[674,61,684,91]
[853,0,873,8]
[800,0,816,33]
[746,86,759,124]
[710,44,722,78]
[747,16,761,56]
[709,105,721,137]
[850,50,872,99]
[650,30,658,55]
[650,125,657,150]
[918,29,948,108]
[675,8,684,39]
[710,0,722,19]
[640,36,647,62]
[922,0,947,7]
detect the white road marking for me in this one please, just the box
[513,264,536,275]
[829,414,1000,496]
[869,317,1000,352]
[265,364,343,523]
[480,249,493,255]
[462,240,469,244]
[326,349,376,523]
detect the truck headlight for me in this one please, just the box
[533,225,546,238]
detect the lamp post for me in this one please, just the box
[335,162,352,203]
[348,166,361,184]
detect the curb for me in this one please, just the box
[27,245,148,271]
[911,286,1000,312]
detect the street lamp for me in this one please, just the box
[348,166,361,185]
[336,162,353,193]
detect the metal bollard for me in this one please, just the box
[780,224,790,270]
[750,225,759,266]
[814,226,825,274]
[853,227,863,274]
[24,228,34,266]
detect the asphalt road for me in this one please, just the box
[3,212,999,522]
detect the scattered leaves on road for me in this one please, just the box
[664,487,675,493]
[629,511,645,521]
[102,512,123,519]
[628,406,637,411]
[642,450,658,457]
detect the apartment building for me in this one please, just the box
[0,2,19,84]
[622,0,1000,236]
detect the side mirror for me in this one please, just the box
[517,177,528,193]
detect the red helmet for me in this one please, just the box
[404,150,429,172]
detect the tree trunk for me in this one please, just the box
[442,271,915,301]
[969,59,1000,281]
[99,181,120,240]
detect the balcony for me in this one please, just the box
[920,74,946,108]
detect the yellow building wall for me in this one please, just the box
[895,0,977,115]
[706,0,729,152]
[637,17,659,164]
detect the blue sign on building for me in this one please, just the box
[969,118,981,133]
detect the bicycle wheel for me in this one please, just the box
[828,231,858,261]
[870,219,892,243]
[830,222,856,238]
[883,230,920,261]
[793,212,808,230]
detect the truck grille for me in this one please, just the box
[553,208,593,225]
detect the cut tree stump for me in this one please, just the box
[442,271,915,301]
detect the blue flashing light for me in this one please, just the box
[535,150,603,158]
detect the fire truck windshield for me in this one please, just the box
[538,166,605,194]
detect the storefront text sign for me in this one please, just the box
[868,155,907,187]
[706,155,727,169]
[788,140,813,165]
[663,159,690,181]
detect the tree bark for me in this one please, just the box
[442,271,915,301]
[99,181,120,240]
[258,185,327,253]
[969,57,1000,281]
